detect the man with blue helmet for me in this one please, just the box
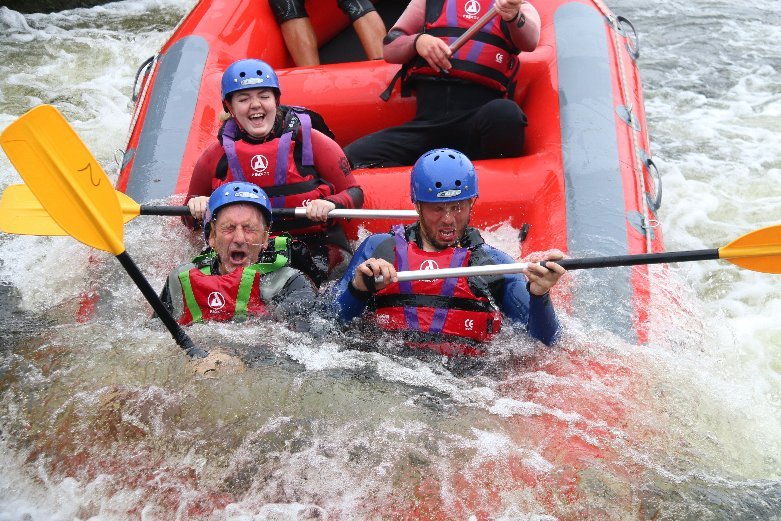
[330,148,565,356]
[162,182,316,327]
[185,59,364,286]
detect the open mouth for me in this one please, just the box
[230,250,248,264]
[438,229,456,242]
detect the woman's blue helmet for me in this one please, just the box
[221,59,280,103]
[410,148,478,203]
[204,182,273,242]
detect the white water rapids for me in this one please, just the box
[1,0,780,519]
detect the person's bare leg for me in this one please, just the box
[352,11,385,60]
[280,17,320,66]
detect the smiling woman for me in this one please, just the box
[182,58,364,286]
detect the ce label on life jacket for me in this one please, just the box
[464,319,474,331]
[208,291,226,311]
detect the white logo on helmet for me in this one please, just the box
[207,291,226,311]
[437,189,462,198]
[465,0,481,17]
[250,154,269,175]
[240,77,263,86]
[235,191,260,199]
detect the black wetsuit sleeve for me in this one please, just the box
[336,0,377,22]
[271,271,320,332]
[269,0,308,24]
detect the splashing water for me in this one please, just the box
[1,0,780,519]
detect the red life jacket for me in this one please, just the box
[371,225,502,352]
[176,263,269,325]
[411,0,520,94]
[217,112,333,234]
[172,237,291,325]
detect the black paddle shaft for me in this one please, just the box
[116,251,208,358]
[545,248,721,270]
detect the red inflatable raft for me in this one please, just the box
[117,0,663,343]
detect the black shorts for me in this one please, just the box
[269,0,377,24]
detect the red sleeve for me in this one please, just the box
[310,129,364,209]
[180,141,223,228]
[507,3,541,52]
[383,0,426,64]
[185,142,223,203]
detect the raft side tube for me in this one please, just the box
[557,1,651,342]
[122,36,208,202]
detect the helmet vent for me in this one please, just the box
[239,72,246,77]
[455,180,462,186]
[435,182,442,188]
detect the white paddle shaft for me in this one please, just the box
[391,262,533,282]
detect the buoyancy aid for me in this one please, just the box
[370,225,502,347]
[381,0,520,101]
[217,106,335,233]
[171,236,291,325]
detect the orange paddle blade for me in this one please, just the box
[719,224,781,274]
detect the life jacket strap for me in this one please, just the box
[221,119,248,182]
[372,294,494,313]
[391,224,469,334]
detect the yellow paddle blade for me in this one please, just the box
[0,183,67,235]
[0,184,143,236]
[0,105,125,254]
[719,224,781,274]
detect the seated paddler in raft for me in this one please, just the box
[345,0,538,169]
[329,148,566,357]
[161,182,317,330]
[185,58,364,287]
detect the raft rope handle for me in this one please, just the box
[590,0,654,253]
[132,55,156,103]
[616,15,640,61]
[124,53,159,160]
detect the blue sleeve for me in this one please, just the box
[327,233,388,323]
[484,246,561,346]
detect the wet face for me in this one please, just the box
[227,87,277,139]
[208,203,269,274]
[416,198,475,251]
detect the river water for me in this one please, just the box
[1,0,780,519]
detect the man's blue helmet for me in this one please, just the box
[204,182,273,242]
[410,148,478,203]
[221,59,280,103]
